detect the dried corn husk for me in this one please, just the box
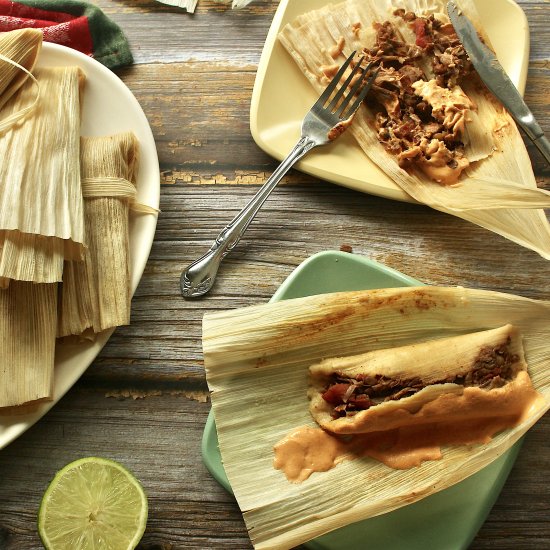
[0,281,57,408]
[203,286,550,549]
[0,66,85,284]
[278,0,550,259]
[58,132,139,337]
[0,233,66,289]
[0,28,42,112]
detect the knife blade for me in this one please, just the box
[447,0,550,165]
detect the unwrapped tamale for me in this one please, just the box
[278,0,550,258]
[309,324,536,434]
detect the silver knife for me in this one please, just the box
[447,0,550,165]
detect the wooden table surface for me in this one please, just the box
[0,1,548,548]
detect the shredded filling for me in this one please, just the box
[359,11,475,184]
[321,341,519,418]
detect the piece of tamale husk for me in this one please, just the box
[0,281,57,409]
[0,232,65,288]
[278,0,550,259]
[58,132,139,337]
[0,66,85,284]
[202,286,550,549]
[0,28,42,111]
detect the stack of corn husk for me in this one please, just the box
[0,29,141,411]
[278,0,550,259]
[203,286,550,549]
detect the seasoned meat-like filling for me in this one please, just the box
[322,341,518,418]
[360,11,475,185]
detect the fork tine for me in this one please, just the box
[326,56,365,112]
[340,65,379,120]
[315,50,357,106]
[333,60,372,117]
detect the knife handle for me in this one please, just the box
[532,134,550,166]
[515,112,550,166]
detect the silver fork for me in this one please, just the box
[180,51,377,298]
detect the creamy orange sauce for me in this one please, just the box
[329,36,345,59]
[274,374,543,481]
[327,119,352,141]
[273,426,347,482]
[412,79,473,134]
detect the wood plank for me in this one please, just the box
[94,0,275,65]
[0,0,547,548]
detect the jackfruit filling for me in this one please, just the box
[361,12,476,184]
[322,341,518,417]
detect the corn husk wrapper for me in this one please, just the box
[0,281,57,408]
[0,28,42,113]
[58,132,139,337]
[278,0,550,259]
[0,66,85,284]
[203,286,550,549]
[0,233,67,290]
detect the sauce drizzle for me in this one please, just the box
[274,373,543,482]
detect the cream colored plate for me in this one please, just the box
[0,43,160,449]
[250,0,529,203]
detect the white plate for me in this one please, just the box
[250,0,530,203]
[0,43,160,449]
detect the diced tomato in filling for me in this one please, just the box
[321,383,350,405]
[348,394,371,409]
[414,18,429,48]
[322,384,372,410]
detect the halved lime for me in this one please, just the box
[38,457,148,550]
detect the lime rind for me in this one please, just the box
[38,457,148,550]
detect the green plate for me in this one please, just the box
[201,250,521,550]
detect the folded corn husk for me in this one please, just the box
[0,281,57,409]
[58,132,139,337]
[203,286,550,549]
[278,0,550,259]
[0,66,85,284]
[0,28,42,112]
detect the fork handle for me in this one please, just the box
[180,135,318,298]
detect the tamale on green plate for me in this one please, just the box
[273,0,550,258]
[202,252,550,550]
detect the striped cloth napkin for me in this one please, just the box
[0,0,132,68]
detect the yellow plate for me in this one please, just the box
[250,0,529,203]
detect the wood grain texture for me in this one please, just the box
[0,0,548,549]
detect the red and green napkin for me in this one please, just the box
[0,0,132,69]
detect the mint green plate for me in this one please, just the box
[201,250,521,550]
